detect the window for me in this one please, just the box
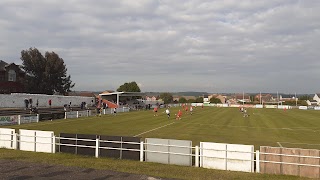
[8,70,16,82]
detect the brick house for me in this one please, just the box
[208,94,226,103]
[254,94,274,103]
[0,60,25,94]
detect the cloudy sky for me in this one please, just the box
[1,0,319,93]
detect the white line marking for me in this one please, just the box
[134,122,175,137]
[277,142,283,148]
[178,122,320,132]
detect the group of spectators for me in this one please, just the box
[24,97,40,114]
[24,97,93,114]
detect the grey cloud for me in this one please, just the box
[0,0,319,93]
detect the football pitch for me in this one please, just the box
[7,107,320,150]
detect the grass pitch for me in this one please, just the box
[1,107,317,179]
[6,107,320,150]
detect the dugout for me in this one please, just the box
[99,92,145,107]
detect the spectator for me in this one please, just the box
[63,104,67,111]
[29,97,33,108]
[80,102,84,110]
[113,108,117,116]
[96,103,100,116]
[30,107,38,114]
[48,99,52,108]
[24,98,29,110]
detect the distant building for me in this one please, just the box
[306,100,318,106]
[280,94,298,101]
[203,94,209,103]
[231,94,251,104]
[0,60,25,94]
[208,94,226,103]
[254,94,275,103]
[313,94,320,105]
[146,96,157,101]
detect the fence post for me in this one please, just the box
[77,111,79,118]
[95,138,99,158]
[140,141,144,162]
[18,115,21,125]
[64,112,67,119]
[34,131,37,152]
[120,139,123,159]
[37,114,39,122]
[256,150,260,173]
[52,135,56,153]
[225,144,228,170]
[195,146,199,167]
[12,133,18,150]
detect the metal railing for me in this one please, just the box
[1,129,320,178]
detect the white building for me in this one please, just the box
[312,94,320,105]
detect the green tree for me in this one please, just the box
[179,97,187,103]
[117,81,141,92]
[250,95,254,102]
[159,92,173,104]
[282,100,308,106]
[299,95,312,101]
[187,99,196,103]
[210,97,222,103]
[195,96,203,103]
[20,47,74,95]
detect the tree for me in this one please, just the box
[159,92,173,104]
[117,81,141,92]
[210,97,222,103]
[20,47,74,95]
[195,96,203,103]
[283,100,308,106]
[178,97,187,103]
[299,95,312,101]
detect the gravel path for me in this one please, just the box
[0,159,173,180]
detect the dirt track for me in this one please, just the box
[0,159,173,180]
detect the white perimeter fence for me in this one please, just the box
[1,129,320,178]
[191,103,320,110]
[0,107,130,126]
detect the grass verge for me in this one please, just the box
[0,148,308,180]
